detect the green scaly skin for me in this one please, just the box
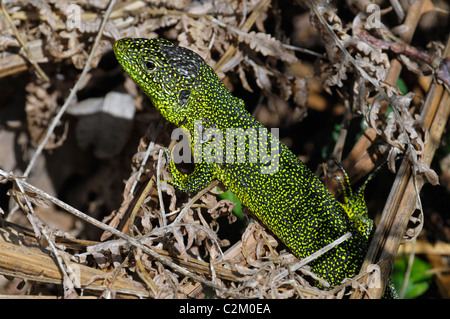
[114,38,397,298]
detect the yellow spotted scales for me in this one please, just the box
[114,38,397,298]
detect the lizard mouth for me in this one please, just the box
[113,40,132,70]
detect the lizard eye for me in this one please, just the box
[144,60,156,71]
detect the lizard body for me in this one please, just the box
[114,38,397,298]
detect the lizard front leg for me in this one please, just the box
[164,148,215,193]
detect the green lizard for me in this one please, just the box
[114,38,397,298]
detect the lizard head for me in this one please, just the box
[114,38,216,128]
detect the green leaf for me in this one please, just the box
[332,123,341,142]
[217,189,244,220]
[392,254,433,299]
[396,78,408,95]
